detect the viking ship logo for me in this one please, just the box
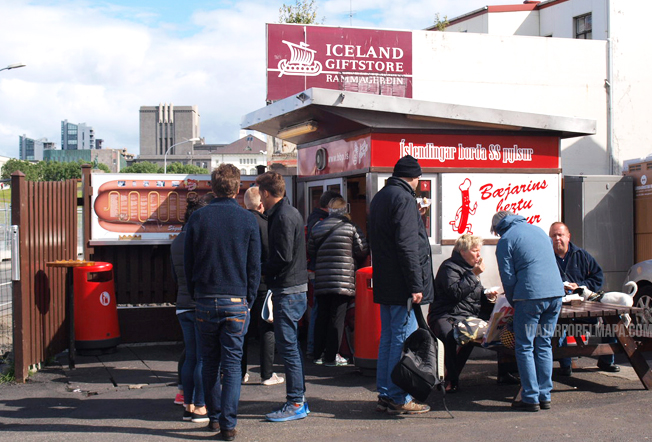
[278,40,322,77]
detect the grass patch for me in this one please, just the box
[0,364,15,383]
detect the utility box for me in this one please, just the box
[563,175,634,291]
[623,158,652,263]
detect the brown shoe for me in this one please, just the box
[221,428,237,441]
[387,399,430,415]
[206,421,220,432]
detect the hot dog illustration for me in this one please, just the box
[94,179,213,233]
[449,178,477,234]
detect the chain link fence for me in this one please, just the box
[0,206,12,359]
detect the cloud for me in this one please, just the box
[0,0,523,158]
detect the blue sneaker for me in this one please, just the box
[305,401,310,414]
[266,402,308,422]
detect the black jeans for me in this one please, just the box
[313,294,350,362]
[242,294,276,380]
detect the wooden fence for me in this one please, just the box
[12,171,78,382]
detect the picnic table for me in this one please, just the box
[474,301,652,390]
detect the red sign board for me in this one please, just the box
[298,135,371,177]
[267,24,413,102]
[371,134,559,169]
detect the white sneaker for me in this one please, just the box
[242,373,250,384]
[262,373,285,386]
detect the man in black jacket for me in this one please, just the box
[368,155,433,415]
[255,172,309,422]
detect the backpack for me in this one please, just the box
[391,300,446,403]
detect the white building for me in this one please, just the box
[424,0,651,175]
[210,135,267,175]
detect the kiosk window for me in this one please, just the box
[416,179,432,238]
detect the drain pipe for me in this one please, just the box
[605,0,615,174]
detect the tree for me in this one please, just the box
[279,0,321,24]
[121,162,163,174]
[1,158,43,181]
[165,162,208,174]
[434,13,449,32]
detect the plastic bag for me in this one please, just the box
[482,294,514,347]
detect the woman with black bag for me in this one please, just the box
[308,197,369,366]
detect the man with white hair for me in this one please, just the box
[492,211,564,412]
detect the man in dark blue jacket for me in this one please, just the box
[549,222,618,374]
[368,155,433,415]
[184,164,261,440]
[256,172,309,422]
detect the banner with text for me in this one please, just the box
[441,173,560,240]
[371,133,560,169]
[267,23,412,102]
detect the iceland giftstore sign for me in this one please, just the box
[267,23,413,102]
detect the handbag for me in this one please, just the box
[261,290,274,323]
[453,316,489,346]
[390,299,445,403]
[482,294,514,347]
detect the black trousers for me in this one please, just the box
[431,315,474,385]
[313,294,350,362]
[241,293,276,380]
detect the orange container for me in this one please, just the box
[354,267,381,370]
[73,262,121,350]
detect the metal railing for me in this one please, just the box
[0,206,12,359]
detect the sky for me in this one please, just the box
[0,0,526,158]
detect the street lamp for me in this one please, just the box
[0,63,26,72]
[164,137,200,173]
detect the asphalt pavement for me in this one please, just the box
[1,342,651,442]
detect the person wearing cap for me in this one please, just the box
[491,211,564,412]
[368,155,434,415]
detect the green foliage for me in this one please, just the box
[121,162,163,174]
[1,159,97,181]
[1,158,42,181]
[96,163,111,173]
[0,362,15,384]
[279,0,321,24]
[434,13,449,31]
[165,162,208,175]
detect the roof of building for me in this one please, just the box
[204,136,266,155]
[242,87,596,145]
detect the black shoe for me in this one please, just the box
[497,372,520,385]
[597,361,621,372]
[221,428,237,441]
[182,410,193,421]
[540,400,551,410]
[206,421,220,432]
[558,365,573,376]
[445,380,459,394]
[511,400,540,412]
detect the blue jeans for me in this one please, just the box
[376,304,417,404]
[513,297,562,404]
[272,290,307,403]
[307,295,318,356]
[196,297,250,430]
[177,310,204,407]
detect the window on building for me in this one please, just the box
[240,168,247,175]
[574,13,592,39]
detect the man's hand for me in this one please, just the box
[412,292,423,304]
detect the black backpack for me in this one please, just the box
[391,300,449,409]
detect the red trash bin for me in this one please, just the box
[73,262,121,350]
[354,266,381,371]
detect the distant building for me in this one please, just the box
[61,120,96,150]
[139,103,201,156]
[210,135,267,176]
[19,135,56,161]
[44,148,131,173]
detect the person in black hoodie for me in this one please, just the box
[256,172,309,422]
[427,234,498,393]
[368,155,433,415]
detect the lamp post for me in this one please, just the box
[164,137,200,174]
[0,63,26,73]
